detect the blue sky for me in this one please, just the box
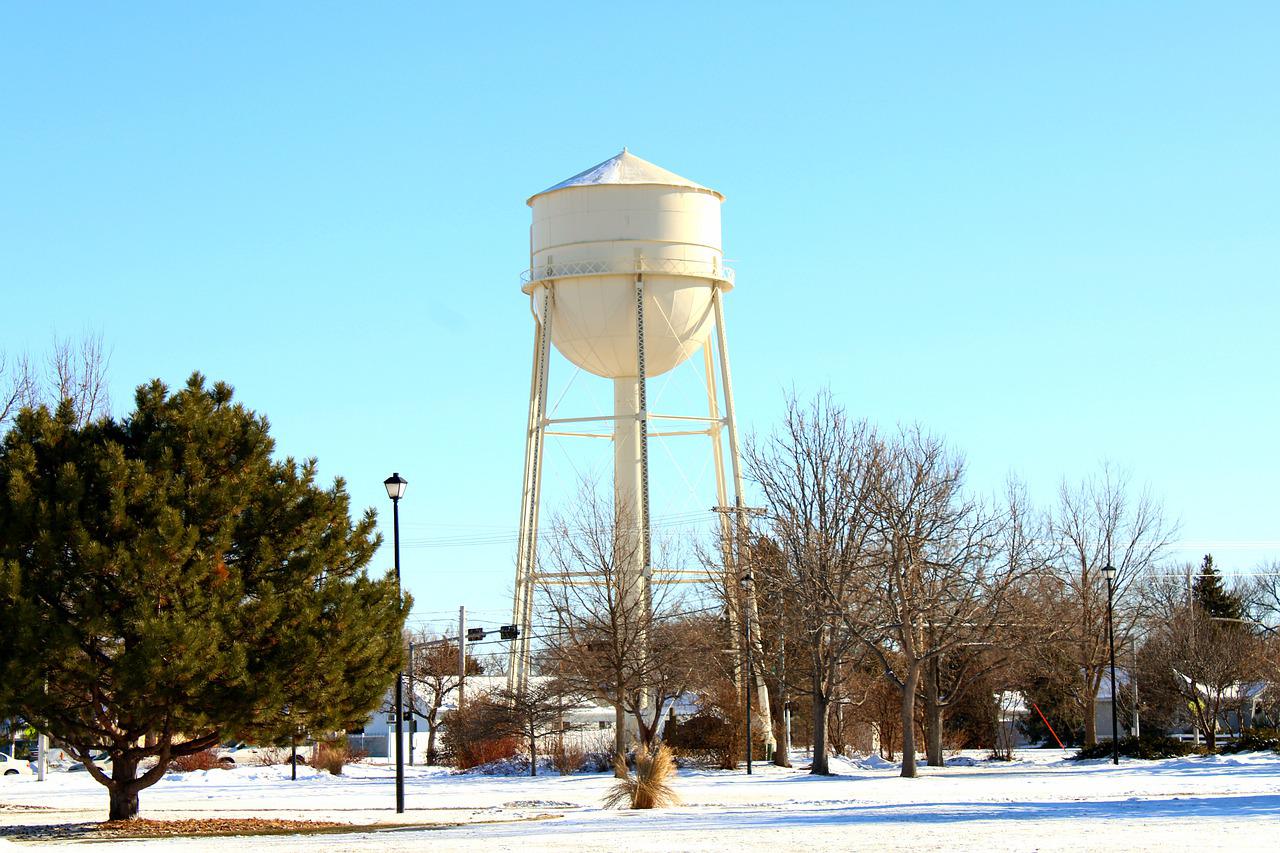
[3,3,1277,635]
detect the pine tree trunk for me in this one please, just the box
[107,757,141,821]
[924,658,944,767]
[900,663,921,778]
[811,671,831,775]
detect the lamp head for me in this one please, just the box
[1102,563,1117,581]
[384,472,408,501]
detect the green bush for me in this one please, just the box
[1073,735,1194,761]
[1222,728,1280,754]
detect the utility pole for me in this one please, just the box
[458,606,467,713]
[740,570,755,775]
[407,641,416,766]
[1131,641,1140,738]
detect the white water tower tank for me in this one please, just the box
[523,149,732,379]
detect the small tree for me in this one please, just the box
[1142,606,1265,749]
[408,635,483,764]
[539,485,694,763]
[491,682,573,776]
[1193,555,1244,621]
[0,375,408,819]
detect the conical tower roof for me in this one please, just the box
[527,149,723,205]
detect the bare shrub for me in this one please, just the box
[169,748,227,772]
[579,730,618,772]
[549,737,585,775]
[250,746,308,767]
[441,694,523,770]
[603,743,679,810]
[459,736,519,770]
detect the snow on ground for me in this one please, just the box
[2,749,1278,850]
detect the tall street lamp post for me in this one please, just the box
[1102,563,1119,766]
[740,570,753,776]
[384,472,408,813]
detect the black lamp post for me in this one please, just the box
[1102,562,1119,766]
[740,570,753,776]
[384,472,408,813]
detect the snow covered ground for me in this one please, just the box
[2,749,1278,851]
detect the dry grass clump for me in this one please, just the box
[312,738,352,775]
[603,743,680,810]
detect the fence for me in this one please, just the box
[346,734,388,759]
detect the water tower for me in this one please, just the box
[508,150,772,744]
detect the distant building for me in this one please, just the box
[1094,670,1268,741]
[352,676,630,760]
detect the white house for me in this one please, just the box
[351,676,621,760]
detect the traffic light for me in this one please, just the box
[466,627,486,642]
[498,625,520,640]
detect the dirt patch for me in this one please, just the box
[0,813,567,843]
[1,818,349,842]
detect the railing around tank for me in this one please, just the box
[521,257,734,287]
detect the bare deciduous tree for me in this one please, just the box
[745,391,882,775]
[407,633,483,764]
[490,681,575,776]
[915,478,1052,767]
[1,333,111,431]
[855,428,1028,778]
[1047,464,1174,745]
[538,485,694,763]
[0,350,35,427]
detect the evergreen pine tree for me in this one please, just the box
[1193,554,1244,621]
[0,375,408,820]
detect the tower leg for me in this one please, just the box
[712,287,776,751]
[622,271,653,740]
[509,285,554,693]
[704,341,742,690]
[614,376,644,593]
